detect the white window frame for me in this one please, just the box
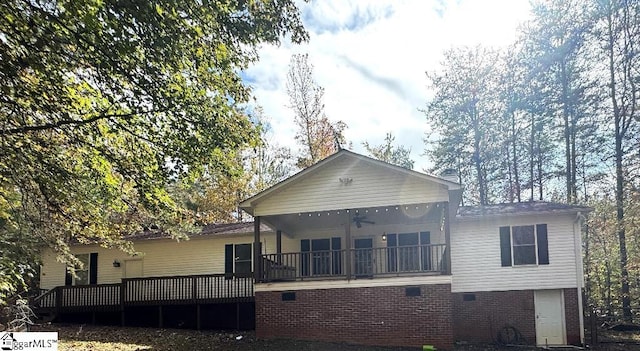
[510,225,538,266]
[73,253,90,285]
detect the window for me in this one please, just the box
[500,224,549,267]
[74,254,90,285]
[225,243,253,278]
[65,253,97,286]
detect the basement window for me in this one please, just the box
[405,287,421,297]
[282,292,296,301]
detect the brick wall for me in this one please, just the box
[564,288,581,345]
[255,284,453,350]
[452,288,582,345]
[452,290,536,344]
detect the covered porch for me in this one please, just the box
[252,201,453,282]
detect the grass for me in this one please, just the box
[31,324,640,351]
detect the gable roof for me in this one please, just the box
[457,201,592,218]
[240,149,461,215]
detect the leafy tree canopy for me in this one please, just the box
[363,132,414,170]
[0,0,307,299]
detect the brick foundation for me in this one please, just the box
[452,288,582,345]
[564,288,581,345]
[255,284,453,350]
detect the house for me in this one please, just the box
[36,150,590,349]
[1,332,17,351]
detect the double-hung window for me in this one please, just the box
[499,224,549,266]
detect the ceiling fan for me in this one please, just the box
[352,213,375,228]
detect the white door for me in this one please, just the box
[534,289,566,346]
[124,260,143,278]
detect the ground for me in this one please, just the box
[29,324,640,351]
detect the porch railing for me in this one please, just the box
[260,244,446,282]
[33,273,253,312]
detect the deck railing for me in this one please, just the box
[33,273,253,312]
[260,244,446,282]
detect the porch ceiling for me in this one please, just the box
[261,202,445,236]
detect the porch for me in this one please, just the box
[33,273,254,329]
[260,243,447,282]
[252,202,455,283]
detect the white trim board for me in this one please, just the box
[254,275,452,292]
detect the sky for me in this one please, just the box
[242,0,532,172]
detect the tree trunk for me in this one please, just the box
[512,111,521,202]
[530,113,535,202]
[606,2,632,321]
[560,62,573,204]
[472,101,487,205]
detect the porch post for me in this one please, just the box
[276,230,282,265]
[254,217,262,282]
[444,202,452,275]
[345,211,352,280]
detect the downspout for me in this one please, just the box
[574,212,586,345]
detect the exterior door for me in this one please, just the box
[124,259,143,278]
[534,289,566,346]
[354,238,373,277]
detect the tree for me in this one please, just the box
[521,0,598,204]
[0,0,307,299]
[249,109,296,192]
[424,46,503,205]
[363,132,414,169]
[286,53,347,168]
[594,0,640,320]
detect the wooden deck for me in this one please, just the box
[260,244,447,282]
[34,274,254,314]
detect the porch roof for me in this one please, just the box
[123,222,273,241]
[240,150,462,217]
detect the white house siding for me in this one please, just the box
[40,232,289,290]
[252,155,450,216]
[450,213,579,293]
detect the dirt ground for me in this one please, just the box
[29,324,640,351]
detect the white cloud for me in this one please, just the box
[243,0,531,172]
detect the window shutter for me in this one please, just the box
[420,232,431,271]
[536,224,549,265]
[65,268,72,286]
[420,231,431,245]
[89,253,98,285]
[331,237,342,275]
[300,239,310,276]
[387,234,397,247]
[387,234,397,272]
[224,244,233,279]
[499,227,512,267]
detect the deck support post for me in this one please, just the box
[276,230,282,265]
[158,305,163,328]
[254,217,261,282]
[236,302,241,330]
[120,280,126,326]
[55,287,61,316]
[196,304,201,330]
[345,210,352,280]
[444,202,452,275]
